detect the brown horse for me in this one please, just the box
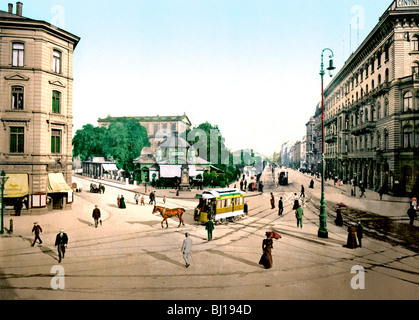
[152,206,185,229]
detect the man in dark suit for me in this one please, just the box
[55,229,68,263]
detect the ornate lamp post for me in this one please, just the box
[0,171,9,235]
[318,48,336,239]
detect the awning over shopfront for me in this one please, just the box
[102,163,118,171]
[48,173,73,193]
[4,174,29,198]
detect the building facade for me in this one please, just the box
[0,3,80,213]
[322,0,419,196]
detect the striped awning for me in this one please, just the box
[4,174,29,198]
[48,173,72,193]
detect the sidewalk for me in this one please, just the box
[296,170,412,220]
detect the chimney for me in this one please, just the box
[16,2,22,16]
[8,3,13,13]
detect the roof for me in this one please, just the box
[159,134,190,149]
[98,114,192,126]
[198,188,245,199]
[0,9,80,48]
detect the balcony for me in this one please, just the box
[350,120,376,136]
[325,132,337,143]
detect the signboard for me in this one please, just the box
[397,0,419,7]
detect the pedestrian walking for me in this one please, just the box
[92,205,101,228]
[101,185,105,194]
[278,197,284,216]
[335,208,343,227]
[240,180,244,191]
[270,192,275,209]
[134,193,139,205]
[119,195,126,209]
[149,192,153,204]
[181,232,192,268]
[140,195,145,206]
[295,206,304,228]
[163,195,166,204]
[205,220,214,241]
[117,195,121,207]
[345,224,358,249]
[356,221,363,248]
[31,222,43,246]
[407,205,417,226]
[309,179,314,189]
[55,229,68,263]
[292,193,300,210]
[379,186,384,200]
[300,185,305,198]
[259,232,274,269]
[359,184,366,198]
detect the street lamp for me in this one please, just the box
[0,171,9,235]
[318,48,336,239]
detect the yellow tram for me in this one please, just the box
[194,188,247,223]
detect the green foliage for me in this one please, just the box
[72,118,150,173]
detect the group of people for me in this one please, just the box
[31,222,69,263]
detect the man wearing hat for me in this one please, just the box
[31,222,43,246]
[55,229,68,263]
[181,232,192,268]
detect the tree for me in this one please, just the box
[72,124,107,161]
[72,118,150,174]
[104,118,150,173]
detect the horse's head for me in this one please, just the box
[152,206,157,214]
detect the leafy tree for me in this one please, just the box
[72,124,107,161]
[104,118,150,173]
[72,118,150,174]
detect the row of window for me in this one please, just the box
[11,86,62,113]
[12,42,62,73]
[326,126,419,154]
[9,127,62,154]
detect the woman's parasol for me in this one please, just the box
[266,231,281,240]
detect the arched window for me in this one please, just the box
[403,125,413,148]
[385,69,389,82]
[384,98,389,117]
[377,102,381,120]
[412,62,419,74]
[404,91,413,112]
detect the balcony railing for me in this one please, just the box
[350,120,376,136]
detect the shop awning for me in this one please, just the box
[102,163,118,171]
[4,174,29,198]
[48,173,73,193]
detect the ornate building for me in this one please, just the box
[323,0,419,196]
[0,3,80,213]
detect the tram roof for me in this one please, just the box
[197,188,245,199]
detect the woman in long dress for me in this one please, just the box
[259,233,274,269]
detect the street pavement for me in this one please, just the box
[0,168,418,300]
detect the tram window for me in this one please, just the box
[225,199,231,207]
[217,200,222,209]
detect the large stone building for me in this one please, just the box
[320,0,419,196]
[0,3,80,213]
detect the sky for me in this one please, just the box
[14,0,392,156]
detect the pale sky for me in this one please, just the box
[17,0,392,155]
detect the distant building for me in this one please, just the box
[97,114,192,152]
[0,3,80,213]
